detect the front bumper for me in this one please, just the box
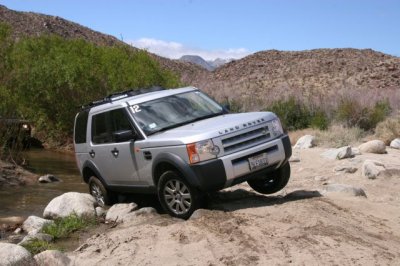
[190,134,292,191]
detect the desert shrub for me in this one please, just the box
[266,97,311,131]
[374,112,400,145]
[310,109,329,130]
[336,98,391,131]
[314,124,366,148]
[265,97,329,131]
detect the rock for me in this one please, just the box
[43,192,96,219]
[351,148,361,156]
[324,184,367,197]
[321,146,352,160]
[19,233,53,246]
[0,216,25,224]
[334,165,358,173]
[34,250,71,266]
[314,176,329,182]
[14,228,22,234]
[390,138,400,149]
[133,207,157,216]
[22,216,54,234]
[362,160,386,179]
[38,174,60,183]
[190,209,213,220]
[289,156,300,162]
[105,203,138,223]
[293,135,315,149]
[95,206,107,217]
[358,140,387,154]
[0,243,35,265]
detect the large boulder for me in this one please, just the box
[105,203,139,223]
[293,135,315,149]
[0,243,35,266]
[22,216,54,234]
[34,250,71,266]
[390,138,400,149]
[358,140,387,154]
[43,192,96,219]
[321,146,352,160]
[362,160,386,179]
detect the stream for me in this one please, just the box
[0,149,87,219]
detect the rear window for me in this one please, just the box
[74,110,89,144]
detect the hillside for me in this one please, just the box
[0,5,207,86]
[197,49,400,111]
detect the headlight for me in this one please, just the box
[271,118,283,137]
[186,139,220,164]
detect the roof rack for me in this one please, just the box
[81,86,166,110]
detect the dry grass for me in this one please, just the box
[289,124,366,148]
[374,112,400,145]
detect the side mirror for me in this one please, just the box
[113,130,137,143]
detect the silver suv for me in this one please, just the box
[74,86,292,219]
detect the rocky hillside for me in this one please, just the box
[196,49,400,111]
[0,5,207,86]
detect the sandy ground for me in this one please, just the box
[69,147,400,266]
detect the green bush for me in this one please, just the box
[20,239,55,255]
[42,213,97,239]
[0,23,180,147]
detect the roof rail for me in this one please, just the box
[81,86,166,110]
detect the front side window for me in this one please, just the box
[91,108,134,144]
[131,90,224,135]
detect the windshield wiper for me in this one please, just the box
[149,111,224,135]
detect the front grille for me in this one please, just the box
[221,125,270,154]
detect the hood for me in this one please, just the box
[143,111,277,147]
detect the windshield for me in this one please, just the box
[130,90,224,135]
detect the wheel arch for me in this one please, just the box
[152,153,200,188]
[81,161,106,185]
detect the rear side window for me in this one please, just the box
[74,110,89,144]
[91,108,134,144]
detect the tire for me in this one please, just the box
[157,170,202,220]
[88,176,116,207]
[247,162,291,194]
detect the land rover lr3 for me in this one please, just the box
[74,86,292,219]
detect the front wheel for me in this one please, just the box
[158,170,202,219]
[88,176,116,207]
[247,162,291,194]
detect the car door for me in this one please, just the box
[89,108,140,186]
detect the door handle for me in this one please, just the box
[111,148,119,157]
[89,150,95,158]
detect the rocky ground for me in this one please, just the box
[0,160,38,187]
[1,140,400,265]
[67,145,400,265]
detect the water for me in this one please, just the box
[0,149,87,219]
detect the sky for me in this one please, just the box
[1,0,399,60]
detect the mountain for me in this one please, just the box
[195,49,400,111]
[1,5,399,112]
[179,55,233,71]
[179,55,214,71]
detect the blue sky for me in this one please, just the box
[1,0,399,59]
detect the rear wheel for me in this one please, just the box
[88,176,116,207]
[247,162,291,194]
[158,170,202,219]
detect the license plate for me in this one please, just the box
[248,153,268,171]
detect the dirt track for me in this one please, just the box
[69,147,400,265]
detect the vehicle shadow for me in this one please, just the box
[205,189,322,212]
[117,188,322,215]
